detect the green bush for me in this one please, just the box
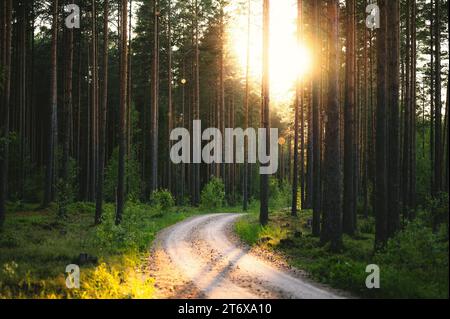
[200,177,225,210]
[358,216,375,234]
[424,192,449,229]
[56,156,78,216]
[268,177,291,209]
[94,202,155,253]
[373,219,449,298]
[150,189,175,211]
[104,148,141,202]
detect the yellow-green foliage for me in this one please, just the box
[75,257,154,299]
[0,201,197,299]
[235,215,287,246]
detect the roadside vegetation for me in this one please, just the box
[235,198,449,299]
[0,179,243,299]
[0,200,189,298]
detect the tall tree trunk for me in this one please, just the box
[116,0,128,225]
[180,59,186,203]
[386,0,400,236]
[321,0,342,252]
[305,81,313,209]
[43,0,58,208]
[402,0,411,215]
[362,6,369,218]
[150,0,159,193]
[375,0,388,248]
[217,14,225,180]
[300,90,305,209]
[127,0,132,160]
[192,0,201,205]
[60,0,74,216]
[95,0,108,225]
[292,0,302,217]
[0,0,12,228]
[410,0,417,212]
[445,1,449,192]
[260,0,270,226]
[167,0,173,193]
[311,0,321,236]
[343,0,356,235]
[444,81,449,191]
[433,0,443,194]
[243,0,251,211]
[430,0,435,194]
[90,0,98,202]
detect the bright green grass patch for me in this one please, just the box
[234,210,449,299]
[235,215,288,246]
[0,202,202,299]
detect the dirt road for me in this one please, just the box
[148,213,346,299]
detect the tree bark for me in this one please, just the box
[150,0,159,194]
[386,0,400,236]
[43,0,59,208]
[292,0,302,217]
[243,0,251,211]
[375,0,388,248]
[343,0,356,235]
[322,0,342,252]
[433,0,443,194]
[96,0,109,225]
[312,0,321,236]
[59,0,74,216]
[260,0,270,226]
[116,0,128,225]
[167,0,173,193]
[0,0,12,228]
[193,0,201,205]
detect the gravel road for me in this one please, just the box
[148,213,347,299]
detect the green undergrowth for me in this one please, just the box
[0,202,204,298]
[235,209,449,299]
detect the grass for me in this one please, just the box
[2,196,446,299]
[234,209,449,299]
[0,201,206,299]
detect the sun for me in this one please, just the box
[227,0,312,109]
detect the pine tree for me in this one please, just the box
[95,0,109,225]
[322,0,342,252]
[292,0,302,217]
[343,0,356,235]
[311,0,321,236]
[0,0,12,229]
[386,0,400,236]
[375,0,388,248]
[260,0,270,226]
[150,0,159,193]
[43,0,59,208]
[116,0,128,225]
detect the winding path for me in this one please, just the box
[149,213,346,299]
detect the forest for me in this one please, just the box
[0,0,448,299]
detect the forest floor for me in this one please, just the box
[0,201,207,298]
[148,213,348,299]
[234,209,449,299]
[0,201,447,299]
